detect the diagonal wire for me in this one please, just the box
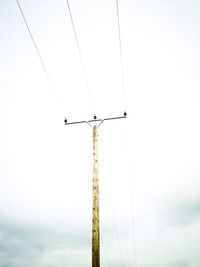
[64,0,94,115]
[107,190,125,267]
[116,0,126,111]
[124,118,139,267]
[112,208,125,267]
[101,237,111,267]
[15,0,57,99]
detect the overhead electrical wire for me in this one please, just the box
[107,191,125,267]
[124,120,139,267]
[64,0,94,115]
[15,0,58,100]
[116,0,126,111]
[115,2,139,265]
[112,210,125,267]
[101,238,111,267]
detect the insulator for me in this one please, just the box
[64,118,67,124]
[94,115,97,120]
[124,111,127,117]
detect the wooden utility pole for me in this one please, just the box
[92,125,100,267]
[64,113,127,267]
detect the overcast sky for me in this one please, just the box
[0,0,200,267]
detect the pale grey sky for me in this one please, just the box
[0,0,200,267]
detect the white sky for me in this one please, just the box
[0,0,200,267]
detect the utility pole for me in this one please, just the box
[64,112,127,267]
[92,125,100,267]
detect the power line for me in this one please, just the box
[124,119,139,267]
[64,0,94,115]
[112,211,125,267]
[101,237,111,267]
[107,191,125,267]
[15,0,57,99]
[115,0,126,111]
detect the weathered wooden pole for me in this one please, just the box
[64,113,127,267]
[92,125,100,267]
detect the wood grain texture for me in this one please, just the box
[92,125,100,267]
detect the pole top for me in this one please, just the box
[64,112,127,127]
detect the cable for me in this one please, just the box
[111,204,125,267]
[107,192,125,267]
[124,118,139,267]
[115,0,126,111]
[101,237,111,267]
[64,0,94,115]
[15,0,59,101]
